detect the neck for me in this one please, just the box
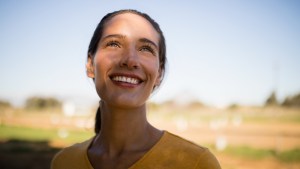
[94,101,160,156]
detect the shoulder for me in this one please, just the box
[163,131,208,155]
[163,131,221,169]
[51,138,93,169]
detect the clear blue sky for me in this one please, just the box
[0,0,299,107]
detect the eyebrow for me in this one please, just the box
[101,34,158,49]
[101,34,126,41]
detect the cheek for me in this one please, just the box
[143,58,160,80]
[93,52,114,75]
[93,58,112,99]
[93,54,113,86]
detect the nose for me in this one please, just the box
[119,46,140,69]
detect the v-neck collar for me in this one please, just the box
[84,131,168,169]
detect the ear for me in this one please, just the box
[86,54,95,78]
[154,68,163,87]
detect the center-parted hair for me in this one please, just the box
[87,9,167,134]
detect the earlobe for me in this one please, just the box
[154,69,162,87]
[155,77,161,87]
[86,55,95,78]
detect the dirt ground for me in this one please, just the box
[0,106,300,169]
[0,139,299,169]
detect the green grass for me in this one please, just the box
[0,125,94,145]
[222,145,300,162]
[277,149,300,162]
[224,146,275,160]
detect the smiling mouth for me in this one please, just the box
[111,76,142,85]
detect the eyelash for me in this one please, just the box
[140,45,155,54]
[105,40,155,55]
[106,40,120,48]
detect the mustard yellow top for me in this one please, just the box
[51,131,221,169]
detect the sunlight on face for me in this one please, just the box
[91,13,161,108]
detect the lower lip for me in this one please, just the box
[111,80,140,88]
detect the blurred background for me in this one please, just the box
[0,0,300,169]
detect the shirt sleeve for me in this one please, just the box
[194,149,221,169]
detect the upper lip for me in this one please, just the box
[109,73,144,83]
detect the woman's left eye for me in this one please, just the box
[140,45,155,54]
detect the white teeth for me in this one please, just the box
[112,76,139,84]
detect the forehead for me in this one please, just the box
[102,13,160,44]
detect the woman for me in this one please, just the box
[51,9,221,169]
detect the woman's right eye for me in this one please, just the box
[106,41,120,48]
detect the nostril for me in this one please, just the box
[120,57,139,69]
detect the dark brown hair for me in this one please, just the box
[87,9,167,134]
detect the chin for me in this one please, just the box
[102,96,146,109]
[109,102,146,110]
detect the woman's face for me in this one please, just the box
[87,13,161,109]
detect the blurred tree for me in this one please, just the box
[0,100,11,109]
[25,97,61,110]
[282,93,300,108]
[265,91,278,106]
[188,100,205,108]
[227,103,239,110]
